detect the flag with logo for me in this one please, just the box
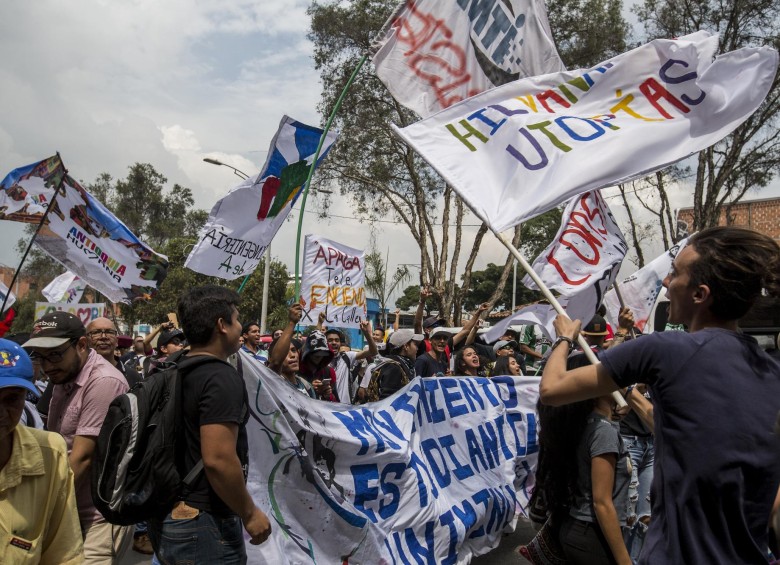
[393,32,778,232]
[603,238,689,332]
[0,155,169,303]
[372,0,564,118]
[42,271,86,304]
[186,116,338,279]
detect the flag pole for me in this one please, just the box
[1,154,67,314]
[493,230,627,408]
[293,54,369,302]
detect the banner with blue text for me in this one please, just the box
[240,352,540,564]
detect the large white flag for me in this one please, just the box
[42,271,85,304]
[240,351,541,564]
[603,238,689,332]
[522,190,627,295]
[394,32,778,232]
[372,0,564,118]
[185,116,338,279]
[0,156,169,303]
[299,235,367,330]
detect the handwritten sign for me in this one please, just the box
[299,235,366,329]
[35,302,106,326]
[240,352,540,564]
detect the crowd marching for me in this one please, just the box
[0,225,776,565]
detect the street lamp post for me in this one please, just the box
[202,157,271,333]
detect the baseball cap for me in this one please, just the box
[388,329,424,348]
[582,314,609,336]
[429,327,450,339]
[23,311,86,349]
[0,338,40,399]
[493,339,518,353]
[423,316,445,329]
[158,328,185,347]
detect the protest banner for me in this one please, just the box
[42,271,86,304]
[393,31,779,232]
[185,116,338,280]
[35,302,106,326]
[240,351,540,564]
[603,238,689,332]
[0,155,169,303]
[299,235,367,329]
[522,190,627,294]
[372,0,564,118]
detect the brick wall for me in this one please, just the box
[0,266,35,298]
[677,197,780,242]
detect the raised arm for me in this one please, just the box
[452,303,489,349]
[393,309,401,332]
[355,320,378,361]
[414,287,431,334]
[269,305,301,372]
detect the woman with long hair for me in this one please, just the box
[453,345,486,377]
[537,393,631,565]
[492,355,522,377]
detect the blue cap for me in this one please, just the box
[0,338,39,399]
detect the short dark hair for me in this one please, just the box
[689,227,780,320]
[178,285,241,347]
[242,321,260,335]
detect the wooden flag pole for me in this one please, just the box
[494,230,627,408]
[1,154,67,314]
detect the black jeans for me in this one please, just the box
[559,515,617,565]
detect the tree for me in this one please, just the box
[364,246,411,328]
[629,0,780,239]
[395,285,422,313]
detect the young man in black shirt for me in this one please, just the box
[148,285,271,562]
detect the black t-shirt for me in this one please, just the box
[181,356,249,516]
[414,351,448,378]
[377,355,415,399]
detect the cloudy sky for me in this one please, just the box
[1,1,776,306]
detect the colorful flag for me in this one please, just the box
[42,271,86,304]
[394,32,778,232]
[240,351,540,564]
[185,116,338,279]
[0,155,169,304]
[372,0,564,118]
[522,190,627,295]
[603,238,689,332]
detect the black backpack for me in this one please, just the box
[92,351,223,525]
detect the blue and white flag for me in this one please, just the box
[186,116,338,279]
[0,155,169,303]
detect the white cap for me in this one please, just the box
[388,328,424,348]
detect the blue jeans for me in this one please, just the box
[149,507,246,565]
[622,435,654,563]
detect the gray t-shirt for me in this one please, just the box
[569,412,631,525]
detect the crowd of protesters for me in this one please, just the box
[0,226,778,564]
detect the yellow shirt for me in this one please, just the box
[0,425,83,564]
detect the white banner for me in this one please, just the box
[0,281,16,312]
[42,271,85,304]
[35,302,106,326]
[0,156,169,303]
[299,235,367,330]
[185,116,338,279]
[603,238,689,332]
[523,190,627,295]
[240,351,540,564]
[372,0,564,118]
[394,32,779,232]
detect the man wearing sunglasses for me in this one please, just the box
[24,311,131,564]
[85,317,141,388]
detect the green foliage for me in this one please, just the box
[364,248,410,325]
[395,284,421,312]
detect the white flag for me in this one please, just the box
[372,0,564,118]
[0,281,16,312]
[42,271,86,304]
[523,190,627,295]
[186,117,338,279]
[394,32,778,232]
[603,238,689,332]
